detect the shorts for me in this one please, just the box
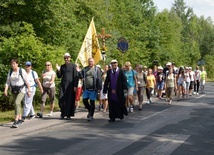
[41,87,55,104]
[201,80,205,86]
[82,89,97,101]
[189,81,194,90]
[100,84,107,100]
[157,82,165,90]
[127,87,134,96]
[75,87,82,101]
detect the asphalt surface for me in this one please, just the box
[0,83,214,155]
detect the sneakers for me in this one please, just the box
[169,99,172,105]
[129,107,134,113]
[37,112,43,118]
[87,115,93,121]
[11,120,19,128]
[127,107,129,113]
[18,119,24,125]
[193,92,196,95]
[196,92,199,95]
[48,111,53,117]
[22,116,26,122]
[146,100,150,104]
[29,115,35,120]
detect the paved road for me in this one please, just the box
[0,83,214,155]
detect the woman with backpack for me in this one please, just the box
[4,59,31,128]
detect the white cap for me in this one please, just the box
[189,67,192,70]
[64,52,71,57]
[111,59,118,63]
[158,66,163,70]
[166,62,172,66]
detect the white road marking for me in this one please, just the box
[140,109,169,121]
[196,94,206,98]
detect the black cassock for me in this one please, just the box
[57,63,78,117]
[103,68,128,120]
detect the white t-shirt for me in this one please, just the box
[6,68,28,93]
[27,70,39,92]
[185,72,190,83]
[190,71,195,81]
[195,70,201,80]
[42,70,56,88]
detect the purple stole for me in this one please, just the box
[110,69,119,101]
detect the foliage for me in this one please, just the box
[0,0,214,111]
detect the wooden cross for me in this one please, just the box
[96,28,112,48]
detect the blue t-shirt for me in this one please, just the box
[124,70,137,88]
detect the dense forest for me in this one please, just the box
[0,0,214,110]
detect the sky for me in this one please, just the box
[153,0,214,21]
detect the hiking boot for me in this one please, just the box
[11,120,19,128]
[29,115,35,120]
[37,112,43,118]
[18,119,24,125]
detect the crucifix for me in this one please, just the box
[96,28,112,49]
[96,28,112,61]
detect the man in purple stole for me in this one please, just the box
[103,59,128,122]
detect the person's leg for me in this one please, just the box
[23,91,35,119]
[138,87,143,109]
[196,80,200,94]
[102,99,108,112]
[48,87,55,116]
[12,92,25,128]
[39,89,47,118]
[90,100,95,117]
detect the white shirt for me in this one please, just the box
[195,70,201,80]
[190,71,195,81]
[6,68,29,93]
[42,70,56,88]
[27,70,39,92]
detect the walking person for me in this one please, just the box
[177,67,186,100]
[4,59,31,128]
[103,59,128,122]
[189,67,195,96]
[37,61,56,118]
[165,68,177,104]
[136,65,147,110]
[156,66,165,99]
[124,61,138,112]
[100,65,110,113]
[56,53,78,119]
[185,67,191,97]
[81,58,102,121]
[193,66,201,95]
[145,68,156,104]
[200,66,207,94]
[22,61,43,121]
[75,63,83,113]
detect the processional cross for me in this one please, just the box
[96,28,111,61]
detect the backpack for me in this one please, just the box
[10,69,37,87]
[10,68,25,85]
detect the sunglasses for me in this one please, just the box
[64,57,70,60]
[26,65,31,67]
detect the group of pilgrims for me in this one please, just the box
[4,53,207,128]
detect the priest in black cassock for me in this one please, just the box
[103,59,128,122]
[56,53,79,119]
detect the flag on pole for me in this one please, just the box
[76,18,102,67]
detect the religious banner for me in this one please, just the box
[76,18,102,67]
